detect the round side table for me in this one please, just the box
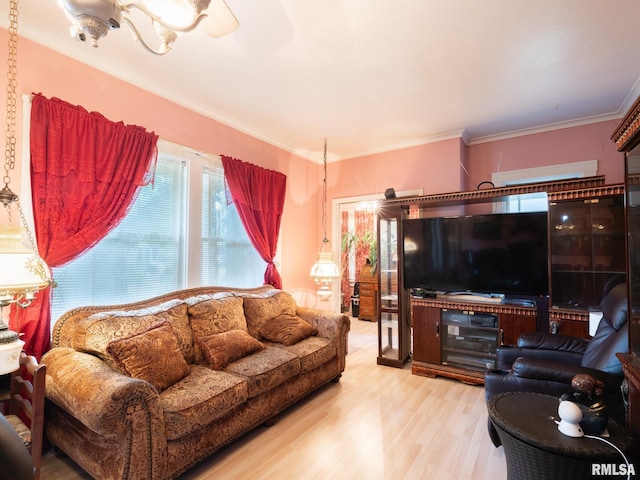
[488,392,635,480]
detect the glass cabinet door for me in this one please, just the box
[377,211,411,367]
[549,196,625,311]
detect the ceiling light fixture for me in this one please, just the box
[57,0,239,55]
[0,0,52,373]
[310,139,341,301]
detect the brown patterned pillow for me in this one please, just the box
[196,329,265,370]
[258,314,318,346]
[242,291,297,338]
[72,300,194,365]
[187,295,248,363]
[106,321,190,392]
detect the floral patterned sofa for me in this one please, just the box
[42,285,350,480]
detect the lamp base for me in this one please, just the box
[0,337,23,375]
[317,284,332,301]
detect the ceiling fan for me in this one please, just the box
[57,0,239,55]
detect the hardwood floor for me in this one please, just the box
[40,317,507,479]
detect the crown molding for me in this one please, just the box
[12,21,640,164]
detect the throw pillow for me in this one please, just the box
[72,300,194,365]
[242,291,297,338]
[258,314,318,346]
[106,320,190,392]
[197,329,265,370]
[187,295,248,363]
[187,295,248,336]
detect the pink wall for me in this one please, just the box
[329,121,625,220]
[331,121,624,207]
[4,31,321,306]
[329,137,464,199]
[465,121,625,188]
[4,29,627,308]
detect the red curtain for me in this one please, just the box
[10,94,158,359]
[221,156,286,289]
[354,210,374,279]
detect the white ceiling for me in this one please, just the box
[3,0,640,162]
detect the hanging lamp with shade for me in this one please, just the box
[0,0,52,374]
[310,139,341,301]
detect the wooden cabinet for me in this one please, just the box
[376,176,618,377]
[412,304,441,365]
[358,274,378,322]
[411,299,536,385]
[548,191,625,338]
[499,312,537,346]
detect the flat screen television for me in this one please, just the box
[403,212,549,297]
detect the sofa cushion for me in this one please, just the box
[197,330,265,370]
[106,321,190,392]
[224,347,300,398]
[187,295,248,363]
[242,290,297,338]
[269,336,336,372]
[257,314,318,346]
[71,300,194,365]
[160,365,248,441]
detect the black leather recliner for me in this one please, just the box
[485,282,629,444]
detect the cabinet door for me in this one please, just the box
[412,305,440,364]
[550,195,625,310]
[554,318,589,339]
[377,212,411,367]
[498,313,536,346]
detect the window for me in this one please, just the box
[492,160,598,213]
[50,141,264,321]
[201,165,264,286]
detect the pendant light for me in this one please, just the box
[310,139,340,301]
[0,0,52,373]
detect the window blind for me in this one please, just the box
[50,146,265,323]
[50,155,188,320]
[201,165,264,287]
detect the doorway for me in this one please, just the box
[331,189,422,315]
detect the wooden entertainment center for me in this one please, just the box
[377,176,625,384]
[412,298,536,385]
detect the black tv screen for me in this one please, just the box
[403,212,549,296]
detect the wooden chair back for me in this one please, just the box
[6,352,46,480]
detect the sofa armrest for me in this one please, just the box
[43,348,164,436]
[43,347,169,479]
[517,332,589,353]
[512,357,624,392]
[296,307,351,358]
